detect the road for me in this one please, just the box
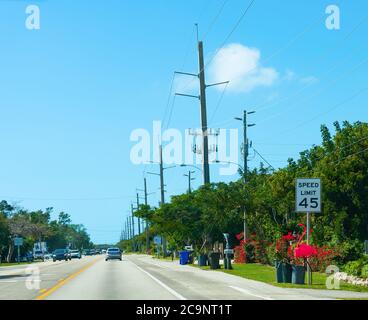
[1,254,368,300]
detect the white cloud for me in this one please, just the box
[209,43,279,93]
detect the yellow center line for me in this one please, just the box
[35,258,101,300]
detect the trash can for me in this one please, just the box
[209,252,220,269]
[179,251,189,265]
[292,265,306,285]
[275,260,284,283]
[282,262,292,283]
[198,254,208,267]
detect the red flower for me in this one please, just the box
[236,232,244,241]
[294,244,317,258]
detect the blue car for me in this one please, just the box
[53,249,71,262]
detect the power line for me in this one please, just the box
[203,12,368,130]
[0,195,135,201]
[253,13,368,115]
[181,0,256,95]
[277,87,368,136]
[202,0,230,41]
[257,55,368,128]
[252,148,275,170]
[209,81,229,124]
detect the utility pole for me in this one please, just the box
[158,145,167,256]
[147,145,176,257]
[131,204,136,251]
[175,35,228,186]
[127,217,131,240]
[144,177,149,253]
[159,145,165,205]
[137,177,154,253]
[184,170,195,193]
[130,203,135,237]
[198,41,210,184]
[136,193,141,235]
[235,110,255,241]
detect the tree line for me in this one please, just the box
[123,121,368,264]
[0,202,92,262]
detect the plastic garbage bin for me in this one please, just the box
[209,252,220,269]
[292,265,306,285]
[198,254,208,267]
[179,251,189,265]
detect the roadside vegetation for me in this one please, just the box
[193,263,368,293]
[0,204,92,263]
[119,121,368,281]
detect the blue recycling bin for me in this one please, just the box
[179,251,190,265]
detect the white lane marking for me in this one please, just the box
[130,261,187,300]
[229,286,274,300]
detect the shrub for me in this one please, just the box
[338,240,364,264]
[361,264,368,279]
[343,260,365,277]
[234,232,270,264]
[308,245,342,273]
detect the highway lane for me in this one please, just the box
[0,256,102,300]
[2,254,368,300]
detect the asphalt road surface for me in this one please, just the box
[1,254,368,300]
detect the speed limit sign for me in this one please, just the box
[296,178,321,213]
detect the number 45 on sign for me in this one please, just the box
[296,178,321,213]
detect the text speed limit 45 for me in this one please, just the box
[296,178,321,213]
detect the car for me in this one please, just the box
[83,249,93,256]
[52,249,72,262]
[43,253,53,260]
[16,252,34,263]
[90,249,96,255]
[33,250,45,261]
[95,249,101,255]
[105,248,122,261]
[70,250,81,259]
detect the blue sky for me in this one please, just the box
[0,0,367,244]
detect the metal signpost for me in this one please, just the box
[153,236,162,258]
[14,237,23,263]
[296,178,321,285]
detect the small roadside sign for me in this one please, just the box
[153,236,162,245]
[14,237,23,246]
[296,178,321,213]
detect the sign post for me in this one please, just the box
[14,237,23,263]
[296,178,321,285]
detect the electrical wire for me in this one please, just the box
[180,0,257,94]
[277,87,368,136]
[202,0,230,41]
[209,81,229,124]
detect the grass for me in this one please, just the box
[192,263,368,293]
[0,261,35,267]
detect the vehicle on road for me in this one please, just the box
[43,253,53,260]
[16,251,34,263]
[70,250,81,259]
[33,250,46,261]
[83,249,93,256]
[53,249,72,262]
[105,248,122,261]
